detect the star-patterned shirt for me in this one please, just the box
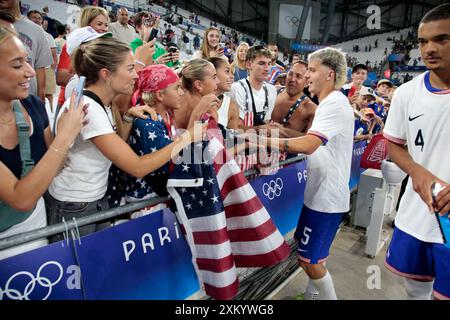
[125,115,173,200]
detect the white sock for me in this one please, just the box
[404,278,433,300]
[304,278,320,300]
[311,271,338,300]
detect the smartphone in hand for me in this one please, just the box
[74,76,86,110]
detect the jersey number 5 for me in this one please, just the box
[415,129,424,152]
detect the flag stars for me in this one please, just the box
[211,195,219,203]
[135,128,141,138]
[180,187,187,193]
[202,189,208,196]
[190,193,196,199]
[182,164,190,172]
[186,203,192,210]
[207,177,214,185]
[148,131,157,141]
[199,200,204,207]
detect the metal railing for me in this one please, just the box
[0,155,306,251]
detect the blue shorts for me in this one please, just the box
[294,206,343,264]
[385,227,450,300]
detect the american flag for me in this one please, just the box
[167,118,290,300]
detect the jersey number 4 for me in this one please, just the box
[415,129,424,152]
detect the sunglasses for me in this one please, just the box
[252,45,267,51]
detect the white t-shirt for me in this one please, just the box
[383,71,450,243]
[230,78,277,123]
[49,96,116,202]
[217,93,230,128]
[304,90,355,213]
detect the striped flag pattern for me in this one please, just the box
[167,118,290,300]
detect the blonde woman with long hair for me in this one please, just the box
[231,42,249,81]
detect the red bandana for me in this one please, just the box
[131,65,179,106]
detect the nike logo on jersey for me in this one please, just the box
[408,114,424,121]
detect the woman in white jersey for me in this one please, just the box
[46,37,206,241]
[383,4,450,300]
[208,57,239,130]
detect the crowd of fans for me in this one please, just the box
[0,0,408,260]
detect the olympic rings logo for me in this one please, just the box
[0,261,64,300]
[284,16,300,26]
[262,178,284,200]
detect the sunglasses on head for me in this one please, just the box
[253,45,267,51]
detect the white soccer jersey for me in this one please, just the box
[304,90,355,213]
[384,71,450,243]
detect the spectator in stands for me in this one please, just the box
[0,26,87,260]
[341,64,368,97]
[351,87,382,141]
[287,52,302,71]
[130,11,181,68]
[109,7,136,45]
[46,37,206,241]
[164,24,174,43]
[0,0,52,102]
[271,61,317,138]
[267,43,285,68]
[56,6,109,109]
[27,10,58,113]
[191,27,225,60]
[208,57,239,129]
[231,42,249,82]
[230,45,277,131]
[180,30,189,53]
[376,78,393,99]
[193,33,200,50]
[268,50,285,85]
[254,47,353,300]
[54,24,67,60]
[174,59,220,130]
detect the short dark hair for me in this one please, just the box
[352,63,368,74]
[56,24,66,36]
[27,10,43,19]
[0,10,15,23]
[420,3,450,24]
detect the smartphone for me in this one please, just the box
[218,43,225,49]
[168,46,178,53]
[148,28,159,42]
[74,76,86,110]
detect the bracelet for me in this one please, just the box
[50,146,68,157]
[283,139,289,153]
[122,112,134,123]
[135,60,146,67]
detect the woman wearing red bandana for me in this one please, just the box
[122,65,188,215]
